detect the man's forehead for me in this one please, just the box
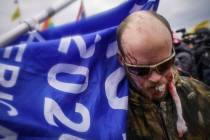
[125,12,166,32]
[121,12,172,45]
[120,14,173,59]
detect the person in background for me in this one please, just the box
[116,11,210,140]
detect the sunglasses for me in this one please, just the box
[124,48,175,76]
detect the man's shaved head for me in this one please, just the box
[117,11,174,101]
[117,11,172,58]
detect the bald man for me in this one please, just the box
[117,11,210,140]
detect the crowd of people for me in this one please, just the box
[174,27,210,85]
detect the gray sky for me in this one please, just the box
[158,0,210,31]
[0,0,210,36]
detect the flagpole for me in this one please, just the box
[0,0,77,48]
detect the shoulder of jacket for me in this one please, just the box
[179,76,210,100]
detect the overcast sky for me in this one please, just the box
[0,0,210,36]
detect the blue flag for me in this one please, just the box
[0,0,159,139]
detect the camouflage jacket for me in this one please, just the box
[127,72,210,140]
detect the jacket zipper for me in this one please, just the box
[157,105,170,140]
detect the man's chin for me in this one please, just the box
[151,91,166,101]
[135,85,166,101]
[144,89,166,101]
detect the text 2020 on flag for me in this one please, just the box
[0,0,159,139]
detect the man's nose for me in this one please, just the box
[148,70,162,82]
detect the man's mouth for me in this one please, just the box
[155,84,165,93]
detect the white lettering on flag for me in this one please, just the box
[0,125,18,140]
[59,134,84,140]
[47,63,89,94]
[122,133,126,140]
[129,4,144,13]
[58,34,101,58]
[0,64,20,88]
[44,98,90,132]
[0,92,18,116]
[73,34,101,58]
[106,41,118,58]
[0,91,13,100]
[105,67,128,110]
[0,100,18,116]
[3,44,27,62]
[27,30,46,43]
[58,37,72,54]
[3,47,12,59]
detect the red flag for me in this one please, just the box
[76,0,86,21]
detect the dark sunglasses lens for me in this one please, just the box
[128,67,150,76]
[157,57,174,74]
